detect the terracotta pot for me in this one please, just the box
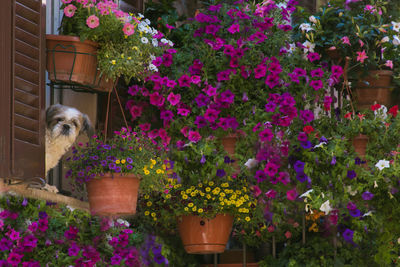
[221,134,238,157]
[46,35,112,92]
[356,70,393,88]
[86,173,140,216]
[355,70,393,110]
[352,134,369,158]
[178,214,234,254]
[325,48,341,61]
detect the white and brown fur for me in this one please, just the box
[45,104,93,174]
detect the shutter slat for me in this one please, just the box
[15,39,39,60]
[15,63,39,85]
[15,76,39,95]
[15,27,39,48]
[16,2,39,24]
[15,113,38,133]
[15,51,39,72]
[15,125,39,145]
[15,99,39,117]
[17,0,40,13]
[16,15,39,36]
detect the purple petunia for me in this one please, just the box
[342,228,354,243]
[362,191,374,200]
[347,170,357,179]
[216,169,226,177]
[293,160,305,173]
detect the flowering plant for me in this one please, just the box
[65,127,167,192]
[295,0,400,77]
[59,0,172,82]
[0,194,173,266]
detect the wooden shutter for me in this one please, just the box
[0,0,45,180]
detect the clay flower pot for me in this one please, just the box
[86,173,140,216]
[178,214,234,254]
[355,70,393,110]
[46,34,112,92]
[221,133,239,171]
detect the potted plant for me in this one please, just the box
[141,138,257,254]
[47,0,172,92]
[295,0,400,109]
[65,127,167,216]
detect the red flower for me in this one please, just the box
[303,125,314,134]
[389,105,398,117]
[344,112,352,119]
[371,103,381,111]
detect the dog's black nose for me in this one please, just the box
[63,124,70,131]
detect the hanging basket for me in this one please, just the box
[46,34,113,93]
[355,70,393,110]
[178,214,234,254]
[86,173,140,216]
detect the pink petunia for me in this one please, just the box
[64,4,77,17]
[356,50,368,63]
[227,23,240,34]
[252,185,262,197]
[385,60,393,69]
[188,130,201,143]
[341,36,351,45]
[286,188,298,201]
[167,92,181,106]
[122,22,135,36]
[265,189,277,199]
[177,108,190,116]
[86,15,99,29]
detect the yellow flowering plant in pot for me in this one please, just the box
[47,0,172,91]
[65,127,168,216]
[140,138,258,254]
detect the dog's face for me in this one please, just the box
[46,104,94,142]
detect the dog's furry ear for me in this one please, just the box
[80,114,94,137]
[46,104,62,128]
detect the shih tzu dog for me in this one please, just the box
[45,104,94,174]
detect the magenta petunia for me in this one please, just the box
[188,130,201,143]
[254,64,267,79]
[165,79,177,89]
[286,188,298,201]
[149,92,165,107]
[129,105,142,120]
[195,93,210,107]
[310,68,324,78]
[223,45,236,56]
[204,85,217,96]
[268,62,282,74]
[227,23,240,34]
[265,74,280,88]
[217,69,233,81]
[265,189,277,199]
[167,92,181,106]
[309,80,323,90]
[259,128,274,142]
[299,110,314,124]
[204,108,220,123]
[307,52,320,62]
[178,74,191,87]
[177,108,190,116]
[264,161,279,177]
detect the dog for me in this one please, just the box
[45,104,94,174]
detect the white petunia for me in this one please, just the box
[152,38,158,47]
[299,23,313,32]
[150,54,156,60]
[148,63,158,72]
[138,13,144,18]
[393,35,400,46]
[314,142,327,148]
[302,41,315,53]
[168,40,174,47]
[374,180,378,188]
[309,16,318,24]
[244,158,259,169]
[144,19,151,25]
[363,211,373,217]
[299,189,314,199]
[345,185,357,196]
[320,200,332,215]
[374,105,387,120]
[392,21,400,32]
[116,218,130,227]
[66,205,75,212]
[288,43,296,54]
[141,37,149,44]
[160,38,168,44]
[381,36,389,43]
[375,159,390,170]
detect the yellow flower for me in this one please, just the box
[166,194,171,199]
[200,192,205,197]
[220,192,226,197]
[121,53,124,58]
[153,217,157,221]
[151,159,156,165]
[127,56,132,60]
[121,159,126,164]
[156,169,162,174]
[192,206,197,212]
[198,183,203,187]
[184,207,189,212]
[245,217,251,222]
[151,212,156,217]
[146,201,152,207]
[190,192,196,197]
[139,147,142,151]
[186,189,192,194]
[144,211,150,216]
[132,46,139,50]
[111,60,116,65]
[220,202,225,206]
[205,187,211,192]
[115,160,120,164]
[162,164,166,170]
[144,195,149,199]
[206,194,211,199]
[309,222,318,232]
[144,169,150,175]
[209,181,214,186]
[188,203,194,207]
[198,208,204,213]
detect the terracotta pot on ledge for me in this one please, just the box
[352,134,369,158]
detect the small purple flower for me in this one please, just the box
[224,156,231,164]
[216,169,226,177]
[331,156,337,165]
[343,228,354,243]
[126,164,133,170]
[110,254,122,265]
[349,208,361,217]
[362,191,374,200]
[68,243,80,257]
[39,211,47,219]
[255,170,267,183]
[293,160,305,173]
[296,172,308,183]
[21,198,28,206]
[200,155,206,164]
[347,170,357,179]
[108,163,116,170]
[300,141,312,149]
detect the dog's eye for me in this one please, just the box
[73,122,78,128]
[56,118,63,123]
